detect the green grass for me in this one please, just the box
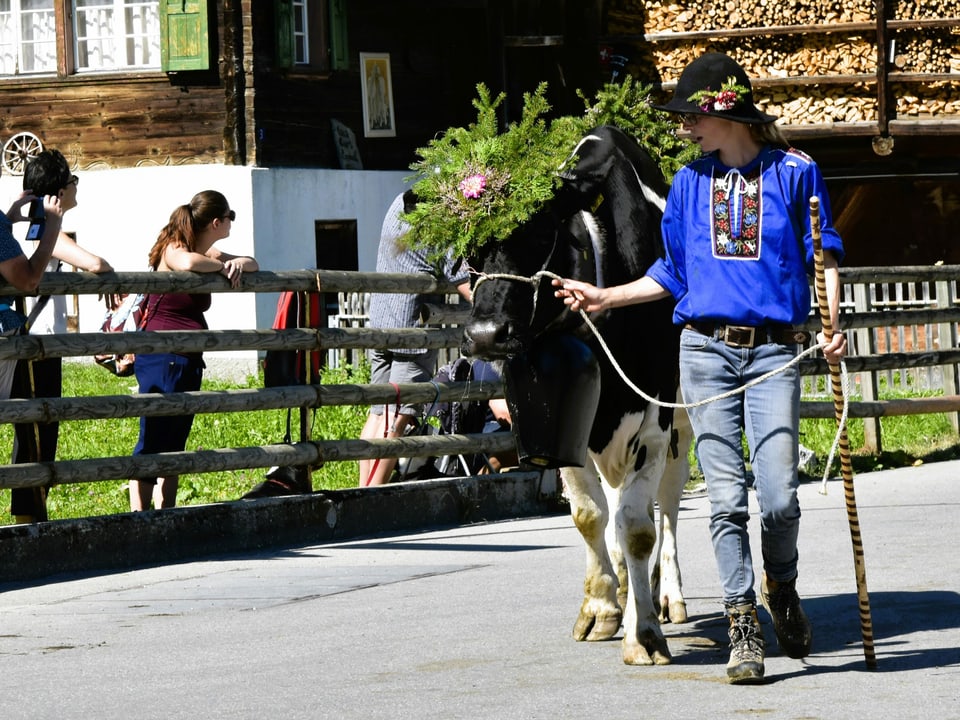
[0,361,370,524]
[3,363,959,524]
[799,390,960,473]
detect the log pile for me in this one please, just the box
[604,0,960,126]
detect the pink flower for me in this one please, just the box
[714,90,738,112]
[459,173,487,199]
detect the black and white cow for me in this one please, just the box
[463,125,692,666]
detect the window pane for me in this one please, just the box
[293,0,308,64]
[124,1,159,66]
[75,0,159,71]
[20,0,56,73]
[0,0,55,75]
[0,4,16,75]
[75,3,116,70]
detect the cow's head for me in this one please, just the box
[461,207,599,359]
[461,126,669,361]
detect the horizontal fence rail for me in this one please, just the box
[0,382,503,425]
[0,327,465,362]
[0,433,520,490]
[1,265,959,497]
[0,269,466,297]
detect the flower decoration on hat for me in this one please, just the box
[687,76,750,113]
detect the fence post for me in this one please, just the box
[853,282,882,453]
[936,279,960,434]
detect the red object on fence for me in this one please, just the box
[262,290,322,387]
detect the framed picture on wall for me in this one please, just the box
[359,52,396,138]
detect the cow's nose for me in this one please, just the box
[462,319,516,359]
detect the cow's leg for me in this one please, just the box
[603,480,629,615]
[652,407,693,624]
[598,410,674,666]
[563,465,623,642]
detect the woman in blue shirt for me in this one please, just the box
[554,52,847,684]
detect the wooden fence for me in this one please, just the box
[1,265,959,497]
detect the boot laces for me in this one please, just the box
[729,613,763,660]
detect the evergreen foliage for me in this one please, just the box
[404,77,699,259]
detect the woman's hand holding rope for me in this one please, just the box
[552,277,608,313]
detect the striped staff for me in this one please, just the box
[809,195,878,669]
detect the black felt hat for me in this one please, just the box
[654,52,777,125]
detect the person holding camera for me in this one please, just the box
[8,149,115,524]
[0,159,64,508]
[129,190,258,511]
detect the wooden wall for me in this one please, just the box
[251,1,501,170]
[0,0,234,172]
[0,74,229,171]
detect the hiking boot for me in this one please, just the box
[726,604,765,684]
[761,574,813,659]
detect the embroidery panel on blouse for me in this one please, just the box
[711,167,761,260]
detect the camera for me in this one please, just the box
[25,196,45,241]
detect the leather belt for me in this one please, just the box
[684,321,810,349]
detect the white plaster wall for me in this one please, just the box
[249,166,408,333]
[1,164,407,379]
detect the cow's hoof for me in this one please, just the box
[621,632,672,666]
[658,599,688,624]
[573,606,622,642]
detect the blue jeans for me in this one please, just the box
[679,327,801,609]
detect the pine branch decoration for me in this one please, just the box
[404,78,697,258]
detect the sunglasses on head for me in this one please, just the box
[222,209,236,221]
[67,174,79,186]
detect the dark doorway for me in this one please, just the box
[315,219,361,366]
[315,218,358,317]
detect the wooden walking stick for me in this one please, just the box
[809,196,878,669]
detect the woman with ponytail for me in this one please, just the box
[129,190,258,511]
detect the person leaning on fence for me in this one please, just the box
[358,189,471,487]
[129,190,259,512]
[553,52,847,684]
[9,149,116,524]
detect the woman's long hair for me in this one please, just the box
[148,190,230,269]
[749,120,790,150]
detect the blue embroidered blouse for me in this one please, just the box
[647,145,844,327]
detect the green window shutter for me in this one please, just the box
[328,0,349,71]
[276,0,294,69]
[160,0,210,72]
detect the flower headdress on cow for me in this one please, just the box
[403,78,698,260]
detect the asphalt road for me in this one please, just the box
[1,461,959,719]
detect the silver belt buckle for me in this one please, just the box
[723,325,755,348]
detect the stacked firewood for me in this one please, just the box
[649,37,877,82]
[633,0,874,31]
[603,0,960,125]
[623,0,952,31]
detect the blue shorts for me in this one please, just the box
[133,353,205,482]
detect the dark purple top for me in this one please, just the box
[142,293,211,331]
